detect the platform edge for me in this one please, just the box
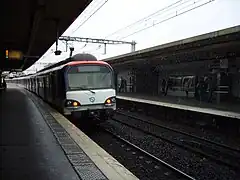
[48,110,139,180]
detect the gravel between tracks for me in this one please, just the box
[87,129,191,180]
[117,109,240,149]
[114,112,240,167]
[101,118,239,180]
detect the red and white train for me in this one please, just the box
[10,53,116,122]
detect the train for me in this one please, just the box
[9,53,116,122]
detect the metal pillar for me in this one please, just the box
[56,20,59,52]
[103,43,107,54]
[131,41,136,52]
[216,72,221,104]
[69,47,74,58]
[54,19,62,55]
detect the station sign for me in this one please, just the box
[5,50,23,60]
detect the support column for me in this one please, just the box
[216,72,221,104]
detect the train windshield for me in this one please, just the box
[67,64,114,90]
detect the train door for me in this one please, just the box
[36,77,39,95]
[48,74,52,102]
[55,70,66,108]
[38,77,41,97]
[43,76,47,100]
[30,78,33,91]
[34,77,36,93]
[35,77,38,94]
[51,72,57,103]
[46,75,50,102]
[27,79,29,90]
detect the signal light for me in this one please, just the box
[6,50,9,58]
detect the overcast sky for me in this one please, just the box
[25,0,240,73]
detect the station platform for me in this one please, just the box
[1,84,138,180]
[117,93,240,119]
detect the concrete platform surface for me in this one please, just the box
[117,93,240,119]
[1,85,139,180]
[0,87,80,180]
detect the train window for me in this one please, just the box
[67,65,114,90]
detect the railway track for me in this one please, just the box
[113,110,240,170]
[90,127,195,180]
[27,90,193,179]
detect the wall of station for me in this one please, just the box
[116,66,159,95]
[116,69,136,93]
[157,61,210,97]
[114,57,240,103]
[230,58,240,98]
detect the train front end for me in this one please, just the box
[63,61,116,121]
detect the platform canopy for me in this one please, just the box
[2,0,92,71]
[104,25,240,69]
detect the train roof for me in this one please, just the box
[38,53,98,73]
[12,53,111,79]
[66,60,109,66]
[38,58,111,77]
[36,60,111,75]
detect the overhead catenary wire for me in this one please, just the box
[66,0,109,52]
[71,0,104,34]
[105,0,184,38]
[118,0,214,40]
[70,0,188,54]
[71,0,109,35]
[85,0,189,54]
[86,0,214,54]
[67,0,207,54]
[104,0,214,40]
[45,0,215,57]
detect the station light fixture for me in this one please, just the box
[54,50,62,56]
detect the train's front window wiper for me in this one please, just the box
[71,87,95,94]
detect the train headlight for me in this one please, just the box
[73,101,79,107]
[65,100,80,107]
[104,97,116,106]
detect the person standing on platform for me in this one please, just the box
[164,78,172,96]
[123,78,127,92]
[118,77,123,93]
[194,76,199,100]
[119,76,127,93]
[208,75,217,103]
[184,79,190,98]
[161,79,166,94]
[197,77,205,102]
